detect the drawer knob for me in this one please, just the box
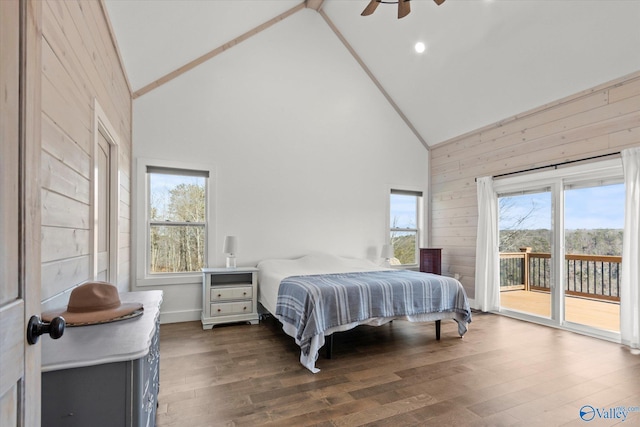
[243,292,247,296]
[217,308,221,312]
[217,294,221,298]
[243,307,247,311]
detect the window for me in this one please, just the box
[146,166,208,274]
[389,189,423,266]
[135,158,215,285]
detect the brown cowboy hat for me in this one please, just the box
[42,281,143,326]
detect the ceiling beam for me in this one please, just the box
[305,0,324,12]
[100,0,133,95]
[318,10,430,150]
[133,3,305,99]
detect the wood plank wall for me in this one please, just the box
[40,0,131,302]
[430,72,640,300]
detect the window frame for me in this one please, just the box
[388,188,424,268]
[135,158,216,286]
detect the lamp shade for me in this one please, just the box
[223,236,237,255]
[381,244,394,259]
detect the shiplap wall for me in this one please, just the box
[40,0,131,306]
[430,71,640,300]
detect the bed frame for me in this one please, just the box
[322,319,441,359]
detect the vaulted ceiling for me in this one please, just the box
[104,0,640,147]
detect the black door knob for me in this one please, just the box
[27,315,65,345]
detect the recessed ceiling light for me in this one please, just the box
[414,42,426,54]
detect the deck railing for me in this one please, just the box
[499,248,621,302]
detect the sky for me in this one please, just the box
[390,194,417,229]
[149,173,205,220]
[499,183,625,230]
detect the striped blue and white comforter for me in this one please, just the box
[275,269,471,372]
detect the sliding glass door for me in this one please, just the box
[493,159,624,338]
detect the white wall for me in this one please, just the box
[132,9,429,322]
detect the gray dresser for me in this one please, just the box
[41,291,163,427]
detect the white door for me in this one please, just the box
[1,1,42,425]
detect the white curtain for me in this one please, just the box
[621,147,640,349]
[475,176,500,312]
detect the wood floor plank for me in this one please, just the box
[156,313,640,426]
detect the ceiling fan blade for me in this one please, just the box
[398,0,410,19]
[361,0,380,16]
[434,0,446,5]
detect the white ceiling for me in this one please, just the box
[104,0,640,147]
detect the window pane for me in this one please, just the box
[150,225,205,273]
[498,191,552,252]
[390,231,417,265]
[149,173,205,222]
[564,184,624,256]
[499,190,552,319]
[390,194,417,229]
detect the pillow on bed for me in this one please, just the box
[257,252,387,278]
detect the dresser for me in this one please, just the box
[41,291,163,427]
[201,267,259,329]
[419,248,442,275]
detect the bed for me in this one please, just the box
[257,253,472,373]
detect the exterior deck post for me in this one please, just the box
[520,247,532,292]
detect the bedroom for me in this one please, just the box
[1,0,639,425]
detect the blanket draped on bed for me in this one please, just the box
[275,270,472,367]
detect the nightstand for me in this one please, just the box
[419,248,442,275]
[201,267,259,330]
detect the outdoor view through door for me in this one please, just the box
[498,181,624,333]
[564,183,623,331]
[499,189,552,319]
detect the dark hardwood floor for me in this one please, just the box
[156,313,640,426]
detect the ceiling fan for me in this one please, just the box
[361,0,446,19]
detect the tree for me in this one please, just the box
[390,215,417,265]
[499,197,549,252]
[150,182,205,273]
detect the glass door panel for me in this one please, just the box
[563,183,623,332]
[499,189,552,318]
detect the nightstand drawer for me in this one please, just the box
[210,286,252,302]
[210,301,253,317]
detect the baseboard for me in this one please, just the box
[159,308,201,324]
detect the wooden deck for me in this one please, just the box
[500,290,620,332]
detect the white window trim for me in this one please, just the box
[493,159,623,194]
[387,186,426,269]
[134,157,216,287]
